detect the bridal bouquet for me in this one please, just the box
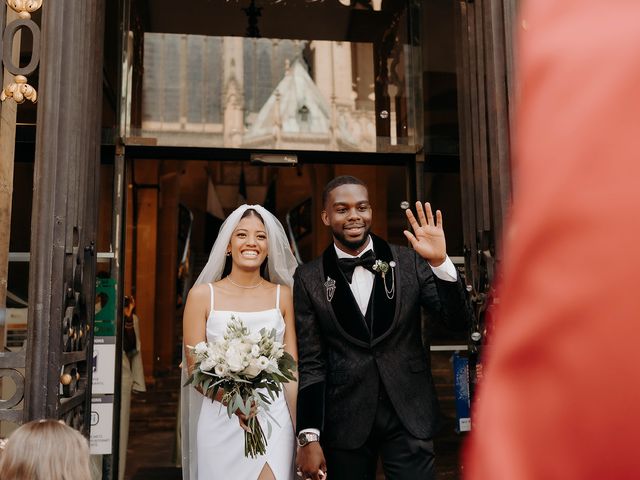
[185,314,297,458]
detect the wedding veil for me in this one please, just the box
[180,204,298,479]
[194,204,297,288]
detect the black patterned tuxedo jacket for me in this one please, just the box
[294,234,473,449]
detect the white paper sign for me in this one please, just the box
[459,417,472,432]
[90,395,114,455]
[92,337,116,394]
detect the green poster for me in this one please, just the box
[95,277,116,336]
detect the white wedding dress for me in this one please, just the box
[196,283,295,479]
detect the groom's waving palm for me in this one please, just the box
[403,201,447,267]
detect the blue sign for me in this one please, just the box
[453,352,471,432]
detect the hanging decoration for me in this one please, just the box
[1,0,42,103]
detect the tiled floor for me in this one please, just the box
[124,352,466,479]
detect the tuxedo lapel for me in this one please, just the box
[371,239,403,347]
[322,246,370,343]
[319,237,401,344]
[369,235,398,340]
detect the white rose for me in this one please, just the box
[240,340,252,354]
[242,360,262,379]
[266,358,279,373]
[226,347,246,373]
[251,345,261,358]
[271,342,285,358]
[194,342,208,356]
[200,357,216,372]
[257,356,270,370]
[247,331,262,344]
[214,364,228,377]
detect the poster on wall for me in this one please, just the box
[95,277,116,336]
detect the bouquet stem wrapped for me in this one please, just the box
[245,416,267,457]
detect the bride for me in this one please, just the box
[181,205,299,480]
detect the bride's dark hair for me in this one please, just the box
[221,208,269,279]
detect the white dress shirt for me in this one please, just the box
[300,237,458,439]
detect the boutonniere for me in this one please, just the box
[372,259,396,299]
[372,260,395,276]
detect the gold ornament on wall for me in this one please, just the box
[1,0,42,103]
[0,75,37,103]
[6,0,43,19]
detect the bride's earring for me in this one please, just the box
[225,251,231,257]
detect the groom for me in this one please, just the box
[294,176,473,480]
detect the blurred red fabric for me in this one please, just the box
[464,1,640,479]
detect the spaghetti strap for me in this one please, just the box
[207,283,214,312]
[275,284,281,310]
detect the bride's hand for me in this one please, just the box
[200,388,256,431]
[236,403,258,433]
[197,385,224,402]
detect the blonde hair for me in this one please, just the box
[0,419,92,480]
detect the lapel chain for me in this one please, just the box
[382,263,396,300]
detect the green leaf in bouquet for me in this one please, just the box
[267,387,276,402]
[227,395,237,418]
[229,374,252,384]
[280,352,297,368]
[238,395,251,416]
[183,373,195,387]
[262,407,281,428]
[202,377,212,393]
[267,372,283,383]
[210,384,221,402]
[234,394,246,416]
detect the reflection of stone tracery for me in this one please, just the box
[142,35,376,151]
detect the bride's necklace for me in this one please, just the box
[227,276,264,289]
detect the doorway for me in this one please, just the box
[106,159,411,480]
[103,0,431,478]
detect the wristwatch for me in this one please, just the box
[297,431,320,447]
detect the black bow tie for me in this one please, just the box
[337,250,376,283]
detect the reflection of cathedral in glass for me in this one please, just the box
[142,34,376,151]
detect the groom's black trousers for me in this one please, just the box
[323,387,435,480]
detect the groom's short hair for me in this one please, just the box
[322,176,367,207]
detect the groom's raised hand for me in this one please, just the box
[403,201,447,267]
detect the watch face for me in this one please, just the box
[297,433,308,446]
